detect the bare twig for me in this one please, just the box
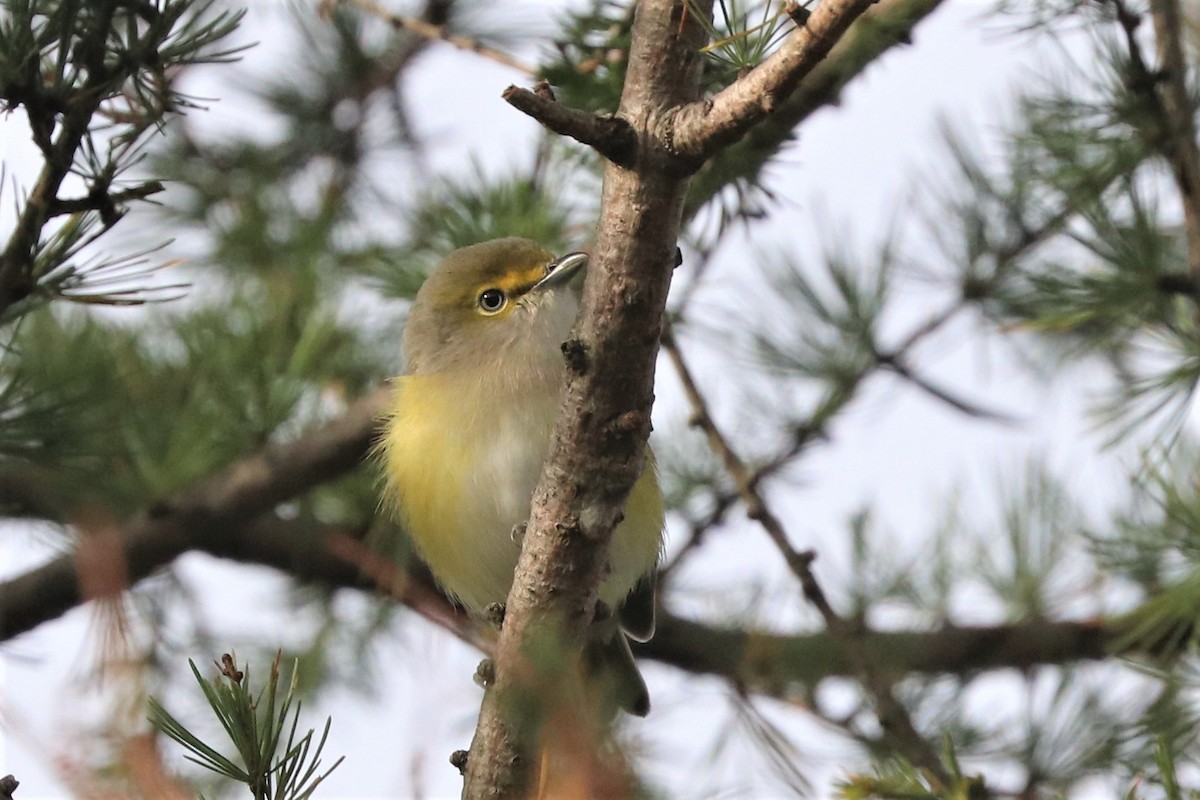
[47,181,165,218]
[503,83,638,166]
[875,350,1019,421]
[339,0,536,76]
[661,323,952,782]
[671,0,879,165]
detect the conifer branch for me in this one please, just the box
[661,324,951,782]
[502,83,638,167]
[336,0,537,75]
[683,0,946,220]
[0,387,390,641]
[0,0,121,317]
[2,501,1173,692]
[1110,0,1200,283]
[670,0,879,166]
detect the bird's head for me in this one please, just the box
[402,237,587,376]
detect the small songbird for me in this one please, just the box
[378,237,663,715]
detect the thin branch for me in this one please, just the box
[338,0,537,76]
[683,0,947,221]
[670,0,879,165]
[875,351,1020,421]
[660,324,952,781]
[502,83,638,167]
[47,181,166,219]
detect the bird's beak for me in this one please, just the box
[531,251,588,293]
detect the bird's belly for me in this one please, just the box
[383,374,662,615]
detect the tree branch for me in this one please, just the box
[3,496,1168,697]
[1147,0,1200,286]
[463,2,711,796]
[661,324,950,780]
[635,614,1164,689]
[502,83,638,167]
[670,0,879,165]
[683,0,946,221]
[337,0,536,75]
[0,0,120,317]
[0,387,389,641]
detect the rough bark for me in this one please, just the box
[461,2,709,796]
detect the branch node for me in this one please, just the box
[561,338,589,373]
[594,599,612,622]
[449,750,469,776]
[473,658,496,688]
[615,409,647,434]
[784,1,812,25]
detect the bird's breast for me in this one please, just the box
[382,371,559,611]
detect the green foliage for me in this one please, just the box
[0,0,245,314]
[150,653,344,800]
[539,0,633,114]
[690,0,796,75]
[362,163,582,300]
[838,741,987,800]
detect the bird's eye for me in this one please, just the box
[477,288,507,314]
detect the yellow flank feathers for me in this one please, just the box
[381,369,663,614]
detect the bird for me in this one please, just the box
[377,237,663,716]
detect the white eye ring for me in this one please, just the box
[478,288,507,314]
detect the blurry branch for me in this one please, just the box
[873,350,1018,421]
[683,0,947,220]
[47,181,165,219]
[671,0,880,164]
[334,0,536,75]
[1111,0,1200,282]
[660,324,951,782]
[643,612,1121,692]
[0,0,244,319]
[0,462,70,521]
[0,387,389,641]
[503,82,637,166]
[0,477,1174,692]
[1147,0,1200,284]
